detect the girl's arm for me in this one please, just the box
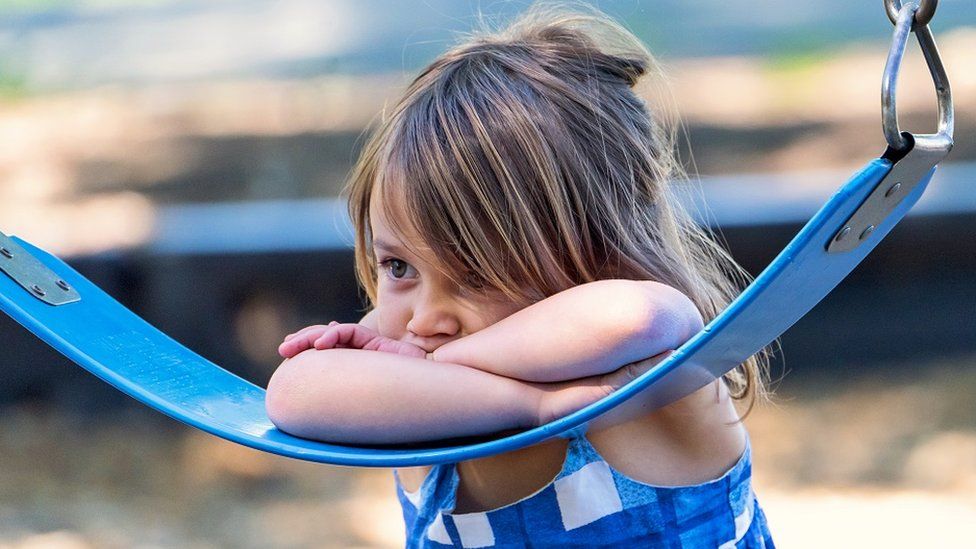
[432,279,703,383]
[265,347,674,444]
[266,349,535,443]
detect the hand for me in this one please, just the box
[279,322,428,359]
[532,350,675,426]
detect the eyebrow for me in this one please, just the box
[372,238,408,255]
[372,237,438,266]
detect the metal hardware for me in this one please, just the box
[885,0,937,28]
[831,0,955,253]
[0,231,81,305]
[827,133,951,253]
[882,2,953,152]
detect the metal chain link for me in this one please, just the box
[885,0,938,28]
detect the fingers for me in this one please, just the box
[278,322,382,358]
[279,331,322,358]
[284,321,338,341]
[279,324,333,358]
[314,323,380,350]
[365,337,428,359]
[312,331,341,350]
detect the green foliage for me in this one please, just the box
[764,50,829,74]
[763,31,839,75]
[0,64,28,100]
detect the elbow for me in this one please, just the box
[266,353,335,438]
[665,288,705,343]
[264,349,376,442]
[265,357,304,435]
[629,281,705,350]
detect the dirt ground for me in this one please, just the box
[1,352,974,548]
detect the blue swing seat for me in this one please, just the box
[0,0,954,467]
[0,155,939,467]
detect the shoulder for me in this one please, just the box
[587,380,748,486]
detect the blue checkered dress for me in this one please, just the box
[395,433,774,548]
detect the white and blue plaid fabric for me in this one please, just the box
[395,433,774,548]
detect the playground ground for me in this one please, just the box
[1,351,974,548]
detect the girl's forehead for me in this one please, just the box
[368,186,438,263]
[369,185,412,242]
[369,181,407,226]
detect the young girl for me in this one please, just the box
[267,5,775,547]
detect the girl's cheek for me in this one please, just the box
[376,283,414,337]
[375,304,408,340]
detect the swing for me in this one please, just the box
[0,0,953,467]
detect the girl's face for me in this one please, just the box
[369,188,523,352]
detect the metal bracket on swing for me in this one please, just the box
[0,231,81,305]
[827,0,953,254]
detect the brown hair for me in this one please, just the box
[344,3,773,412]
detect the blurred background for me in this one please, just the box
[1,0,974,547]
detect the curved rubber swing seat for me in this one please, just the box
[0,2,955,467]
[0,153,941,467]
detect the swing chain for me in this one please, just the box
[885,0,937,28]
[881,0,952,153]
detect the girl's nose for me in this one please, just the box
[406,304,460,339]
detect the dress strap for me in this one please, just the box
[556,430,605,479]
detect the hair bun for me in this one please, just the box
[496,8,653,90]
[593,53,647,88]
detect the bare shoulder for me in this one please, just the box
[587,380,747,486]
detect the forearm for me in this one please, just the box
[265,348,539,444]
[431,279,703,382]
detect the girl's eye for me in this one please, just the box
[380,258,416,280]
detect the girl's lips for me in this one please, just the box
[402,337,455,354]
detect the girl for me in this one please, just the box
[267,4,775,547]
